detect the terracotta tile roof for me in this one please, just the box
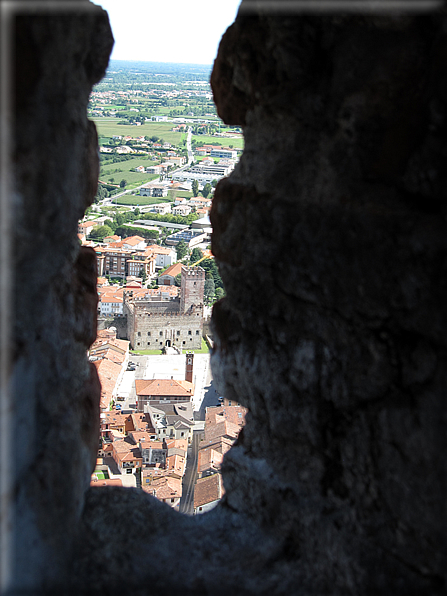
[205,405,247,428]
[131,412,154,432]
[204,419,240,445]
[102,410,133,430]
[93,359,122,409]
[127,431,158,445]
[158,262,183,278]
[143,476,182,500]
[165,438,188,453]
[112,440,142,464]
[97,328,116,339]
[166,453,186,477]
[146,244,172,255]
[198,447,224,475]
[101,296,123,304]
[136,379,194,398]
[194,473,224,509]
[90,337,129,354]
[122,236,145,246]
[90,478,123,487]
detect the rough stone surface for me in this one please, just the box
[7,2,447,595]
[11,5,113,592]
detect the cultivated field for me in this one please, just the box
[193,134,244,150]
[92,118,186,145]
[114,195,171,206]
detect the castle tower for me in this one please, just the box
[180,265,205,314]
[185,352,194,383]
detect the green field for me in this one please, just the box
[193,134,244,150]
[173,191,193,199]
[92,118,186,145]
[100,156,161,188]
[114,196,171,206]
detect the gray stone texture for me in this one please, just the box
[6,1,447,595]
[11,4,113,592]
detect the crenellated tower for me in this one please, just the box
[180,266,205,314]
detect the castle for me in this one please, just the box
[123,265,205,350]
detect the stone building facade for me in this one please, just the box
[124,265,205,350]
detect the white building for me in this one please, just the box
[210,149,237,159]
[99,296,124,316]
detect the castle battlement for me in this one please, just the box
[182,265,205,279]
[136,309,203,318]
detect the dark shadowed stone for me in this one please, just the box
[8,1,447,595]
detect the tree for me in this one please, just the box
[211,179,218,188]
[89,224,113,240]
[215,287,225,300]
[192,179,199,197]
[94,183,107,203]
[174,273,182,287]
[201,183,212,198]
[201,257,223,290]
[176,240,188,260]
[190,248,203,264]
[104,218,116,232]
[204,278,215,303]
[119,179,127,188]
[139,267,147,283]
[134,207,140,216]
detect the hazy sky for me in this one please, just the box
[93,0,242,65]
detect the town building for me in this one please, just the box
[164,230,208,248]
[193,473,225,515]
[158,262,183,286]
[123,265,205,350]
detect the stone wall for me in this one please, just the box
[180,266,205,314]
[9,3,113,592]
[97,316,128,339]
[6,2,447,595]
[132,310,203,350]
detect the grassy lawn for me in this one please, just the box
[173,191,193,199]
[131,339,209,356]
[192,134,244,150]
[93,470,109,480]
[101,156,157,170]
[92,118,185,145]
[115,196,171,206]
[100,156,161,187]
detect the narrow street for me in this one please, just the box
[179,430,200,515]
